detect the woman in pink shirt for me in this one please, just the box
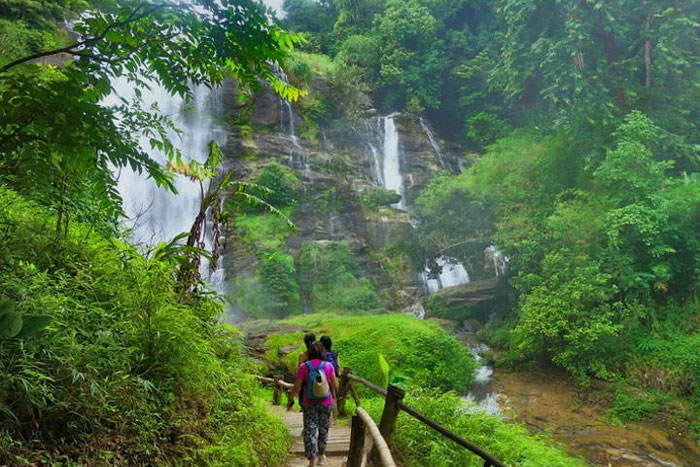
[288,341,338,467]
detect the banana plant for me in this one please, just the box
[169,140,295,299]
[0,297,52,340]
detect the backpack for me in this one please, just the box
[326,351,340,377]
[305,361,330,401]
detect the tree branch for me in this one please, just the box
[0,2,176,74]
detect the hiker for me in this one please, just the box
[320,335,340,419]
[298,332,316,365]
[297,333,316,409]
[319,335,340,377]
[288,341,338,467]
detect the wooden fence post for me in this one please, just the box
[369,383,405,463]
[347,415,366,467]
[272,375,282,406]
[337,367,352,416]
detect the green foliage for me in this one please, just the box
[0,18,70,63]
[607,386,665,423]
[250,162,300,209]
[259,250,300,318]
[297,241,381,313]
[1,0,301,233]
[460,113,700,382]
[362,187,402,210]
[412,171,494,274]
[362,390,585,467]
[373,0,447,109]
[0,297,52,339]
[235,206,296,252]
[0,186,290,464]
[266,314,476,393]
[465,112,511,150]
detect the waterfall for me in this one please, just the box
[419,117,446,169]
[381,114,406,210]
[363,119,384,186]
[108,79,229,299]
[421,256,470,294]
[273,64,308,176]
[485,245,508,277]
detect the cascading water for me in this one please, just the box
[420,257,471,294]
[381,114,406,210]
[273,64,309,177]
[460,333,501,416]
[419,117,446,169]
[485,245,508,277]
[107,79,229,300]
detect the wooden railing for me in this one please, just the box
[257,368,505,467]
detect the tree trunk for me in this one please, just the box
[644,13,652,87]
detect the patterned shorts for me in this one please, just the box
[302,404,332,460]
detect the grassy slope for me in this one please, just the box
[265,314,476,393]
[0,185,291,465]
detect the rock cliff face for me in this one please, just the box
[218,80,497,320]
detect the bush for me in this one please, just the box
[259,250,300,318]
[251,162,300,209]
[297,241,381,313]
[465,112,511,150]
[607,388,664,423]
[362,187,402,210]
[0,186,290,465]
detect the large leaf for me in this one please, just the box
[14,315,53,339]
[0,311,22,339]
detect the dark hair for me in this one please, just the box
[320,335,332,351]
[303,333,316,349]
[307,341,327,361]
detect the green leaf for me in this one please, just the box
[14,315,53,338]
[378,353,390,388]
[0,311,22,338]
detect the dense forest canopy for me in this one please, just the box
[278,0,700,436]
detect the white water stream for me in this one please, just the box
[381,114,406,210]
[419,117,446,169]
[421,257,471,294]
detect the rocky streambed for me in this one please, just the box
[455,323,700,466]
[493,369,700,466]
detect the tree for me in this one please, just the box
[0,0,302,235]
[373,0,447,109]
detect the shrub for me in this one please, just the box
[297,241,381,313]
[362,187,402,210]
[0,186,290,465]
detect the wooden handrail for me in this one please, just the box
[256,375,293,389]
[355,407,397,467]
[347,373,387,397]
[398,400,505,467]
[341,369,506,467]
[257,367,506,467]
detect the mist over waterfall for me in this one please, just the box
[107,80,228,295]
